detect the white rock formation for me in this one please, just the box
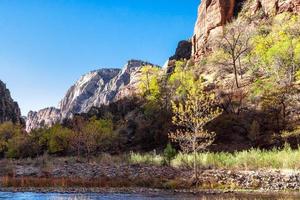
[26,107,61,132]
[59,68,120,118]
[26,60,157,132]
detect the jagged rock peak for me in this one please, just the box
[59,68,121,118]
[122,59,156,71]
[0,80,22,124]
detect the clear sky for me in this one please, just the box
[0,0,199,115]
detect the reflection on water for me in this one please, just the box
[0,192,299,200]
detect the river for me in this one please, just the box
[0,192,299,200]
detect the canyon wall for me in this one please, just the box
[192,0,300,60]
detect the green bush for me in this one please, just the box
[163,143,176,166]
[6,134,25,158]
[6,135,41,159]
[45,125,74,155]
[0,122,23,157]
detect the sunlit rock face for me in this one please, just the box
[0,80,22,124]
[26,107,61,132]
[26,60,157,132]
[78,60,156,115]
[192,0,300,60]
[59,60,156,118]
[59,68,121,118]
[192,0,236,59]
[260,0,300,13]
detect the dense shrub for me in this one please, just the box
[0,122,23,158]
[0,116,117,158]
[163,143,176,166]
[45,124,74,155]
[6,134,41,159]
[69,118,115,157]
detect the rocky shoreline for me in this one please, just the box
[197,169,300,191]
[2,158,300,192]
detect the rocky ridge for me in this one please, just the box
[0,80,22,124]
[26,60,157,132]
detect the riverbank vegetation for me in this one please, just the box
[130,145,300,170]
[1,145,300,172]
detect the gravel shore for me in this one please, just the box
[2,158,300,192]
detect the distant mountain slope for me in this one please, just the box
[0,80,22,124]
[26,60,157,132]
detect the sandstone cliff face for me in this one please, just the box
[192,0,300,59]
[26,60,157,132]
[260,0,300,14]
[0,80,22,124]
[192,0,236,59]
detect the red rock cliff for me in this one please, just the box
[192,0,300,60]
[192,0,235,59]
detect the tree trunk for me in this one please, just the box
[238,57,243,79]
[233,60,239,88]
[289,41,295,84]
[282,102,286,129]
[194,151,197,180]
[193,139,198,180]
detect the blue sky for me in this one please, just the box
[0,0,199,115]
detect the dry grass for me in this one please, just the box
[0,176,187,189]
[129,145,300,170]
[129,152,163,166]
[173,145,300,170]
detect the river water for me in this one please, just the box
[0,192,299,200]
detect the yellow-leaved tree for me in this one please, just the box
[168,61,197,97]
[139,65,162,116]
[139,65,161,102]
[169,81,222,179]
